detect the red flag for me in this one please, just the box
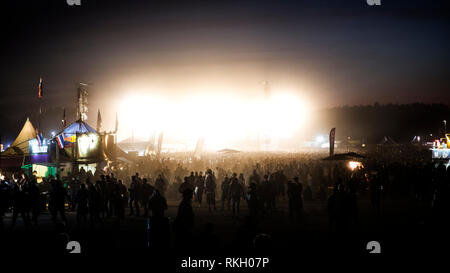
[38,77,43,99]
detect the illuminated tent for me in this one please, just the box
[57,119,105,162]
[2,117,37,156]
[62,119,96,136]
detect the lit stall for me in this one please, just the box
[431,134,450,167]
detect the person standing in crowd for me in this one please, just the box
[229,173,244,217]
[88,181,102,227]
[221,174,231,211]
[10,174,30,229]
[155,174,167,197]
[195,171,205,208]
[204,169,217,212]
[76,183,89,224]
[106,175,115,218]
[117,179,128,219]
[174,189,195,248]
[28,177,41,226]
[246,182,260,221]
[238,173,246,187]
[49,178,68,226]
[141,178,155,217]
[0,175,11,230]
[287,177,303,222]
[129,175,140,216]
[69,177,80,211]
[261,174,275,216]
[249,169,261,185]
[148,189,168,218]
[179,176,194,198]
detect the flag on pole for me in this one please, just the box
[329,128,336,156]
[114,112,119,133]
[56,133,65,149]
[38,77,43,99]
[36,132,44,146]
[62,108,67,128]
[97,109,103,132]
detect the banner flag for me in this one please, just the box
[56,133,65,149]
[38,77,43,98]
[329,128,336,156]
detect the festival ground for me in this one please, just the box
[1,196,447,258]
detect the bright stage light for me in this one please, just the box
[118,91,311,151]
[348,161,363,171]
[315,135,325,143]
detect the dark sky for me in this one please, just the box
[1,0,450,141]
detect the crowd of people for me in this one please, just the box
[1,149,449,251]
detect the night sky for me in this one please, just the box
[1,0,450,142]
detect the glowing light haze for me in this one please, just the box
[118,89,312,150]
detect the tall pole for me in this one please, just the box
[56,139,60,177]
[38,103,42,132]
[0,135,2,170]
[444,120,447,135]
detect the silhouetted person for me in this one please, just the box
[221,174,231,211]
[141,178,155,217]
[0,178,11,230]
[174,189,195,248]
[113,181,126,224]
[195,172,205,207]
[205,169,217,212]
[11,179,30,229]
[229,173,244,217]
[261,174,275,215]
[105,176,115,218]
[88,181,102,227]
[148,189,168,219]
[155,174,167,197]
[246,183,260,221]
[28,178,40,226]
[179,176,194,198]
[76,183,89,224]
[249,169,261,185]
[49,179,68,226]
[287,177,303,221]
[129,175,140,216]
